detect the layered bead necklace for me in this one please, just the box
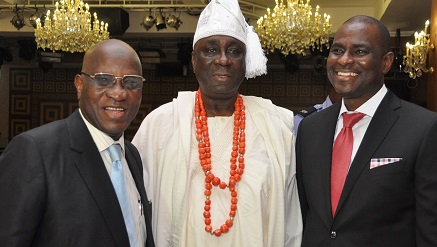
[194,89,246,237]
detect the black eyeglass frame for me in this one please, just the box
[80,71,145,90]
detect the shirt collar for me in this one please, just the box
[339,84,388,117]
[78,109,125,153]
[321,95,333,109]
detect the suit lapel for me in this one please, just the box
[67,111,130,246]
[335,91,401,216]
[125,143,155,247]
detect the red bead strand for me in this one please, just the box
[195,89,246,237]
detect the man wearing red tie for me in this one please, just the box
[296,15,437,246]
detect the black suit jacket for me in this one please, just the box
[296,90,437,246]
[0,110,155,247]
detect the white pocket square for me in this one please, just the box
[370,158,402,169]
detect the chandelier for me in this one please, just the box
[256,0,332,56]
[34,0,110,53]
[403,20,434,79]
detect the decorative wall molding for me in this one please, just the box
[8,66,329,141]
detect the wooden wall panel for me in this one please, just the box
[8,67,329,141]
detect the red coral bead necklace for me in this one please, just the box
[194,89,246,237]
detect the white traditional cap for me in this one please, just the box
[193,0,267,79]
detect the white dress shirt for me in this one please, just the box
[335,84,388,164]
[79,109,146,247]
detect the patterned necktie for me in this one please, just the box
[331,112,365,216]
[108,144,138,247]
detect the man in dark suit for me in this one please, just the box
[0,39,154,247]
[296,15,437,246]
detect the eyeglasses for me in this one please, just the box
[80,72,145,90]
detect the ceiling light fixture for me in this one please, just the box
[29,7,45,28]
[256,0,332,56]
[166,10,182,30]
[10,5,25,30]
[142,9,155,30]
[155,9,167,31]
[34,0,110,53]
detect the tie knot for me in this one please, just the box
[342,112,365,128]
[108,144,122,162]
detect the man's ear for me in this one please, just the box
[74,74,83,100]
[382,51,394,74]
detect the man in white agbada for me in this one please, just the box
[132,0,303,246]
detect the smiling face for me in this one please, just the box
[191,35,246,102]
[74,39,143,140]
[326,18,394,110]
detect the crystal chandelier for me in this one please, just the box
[34,0,110,53]
[256,0,332,56]
[403,20,434,79]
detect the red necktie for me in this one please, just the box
[331,112,365,216]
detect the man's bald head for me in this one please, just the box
[75,39,143,140]
[82,39,142,73]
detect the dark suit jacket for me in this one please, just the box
[0,110,155,247]
[296,90,437,246]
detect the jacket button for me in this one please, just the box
[330,231,337,239]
